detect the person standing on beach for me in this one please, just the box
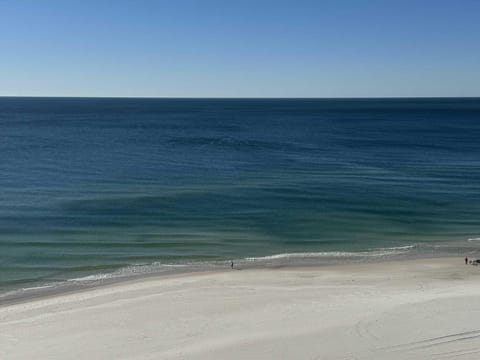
[231,261,234,269]
[465,256,468,265]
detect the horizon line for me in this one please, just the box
[1,95,480,100]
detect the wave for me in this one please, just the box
[67,262,192,282]
[68,273,116,282]
[0,284,55,300]
[64,245,419,281]
[244,245,417,261]
[468,238,480,242]
[377,244,417,251]
[0,245,420,302]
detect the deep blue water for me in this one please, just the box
[1,97,480,294]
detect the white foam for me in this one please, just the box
[67,262,192,282]
[1,245,419,299]
[378,244,417,251]
[20,284,55,291]
[468,237,480,242]
[59,245,418,283]
[0,284,55,299]
[244,245,416,262]
[68,273,115,282]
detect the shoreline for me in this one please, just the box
[0,249,462,306]
[4,256,467,308]
[3,236,478,306]
[2,256,480,359]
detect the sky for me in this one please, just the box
[1,0,479,97]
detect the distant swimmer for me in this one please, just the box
[231,260,234,269]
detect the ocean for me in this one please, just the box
[1,97,480,299]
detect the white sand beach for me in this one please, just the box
[2,258,480,359]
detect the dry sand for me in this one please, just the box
[2,257,480,359]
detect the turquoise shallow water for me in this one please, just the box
[1,97,480,295]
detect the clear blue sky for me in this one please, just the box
[1,0,479,97]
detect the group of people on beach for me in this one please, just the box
[465,257,480,265]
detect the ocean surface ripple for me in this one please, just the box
[1,97,480,295]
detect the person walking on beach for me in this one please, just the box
[231,260,234,269]
[465,256,468,265]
